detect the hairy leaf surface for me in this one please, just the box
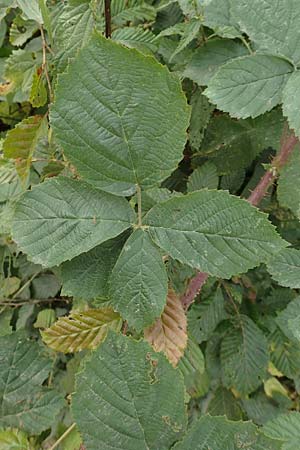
[145,190,286,278]
[72,332,187,450]
[12,177,135,267]
[51,33,190,196]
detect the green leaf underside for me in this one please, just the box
[203,0,241,38]
[0,331,64,433]
[267,248,300,289]
[12,177,135,267]
[231,0,300,63]
[145,190,286,278]
[72,332,187,450]
[61,234,126,300]
[174,415,282,450]
[109,229,168,331]
[221,315,269,395]
[184,39,248,86]
[282,71,300,137]
[204,55,293,119]
[41,308,122,353]
[51,33,190,196]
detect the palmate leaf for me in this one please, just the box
[72,332,187,450]
[267,248,300,289]
[145,190,286,278]
[263,412,300,450]
[144,289,187,367]
[0,331,64,433]
[174,415,282,450]
[50,33,190,196]
[231,0,300,64]
[12,177,135,267]
[41,308,122,353]
[61,234,126,301]
[204,55,293,119]
[221,315,269,395]
[109,229,168,331]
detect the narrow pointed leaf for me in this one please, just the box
[144,289,187,366]
[145,190,286,278]
[41,308,122,353]
[204,55,293,119]
[12,177,135,267]
[72,332,187,450]
[109,229,168,331]
[50,33,190,196]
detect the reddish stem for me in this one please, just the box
[181,130,299,310]
[104,0,111,38]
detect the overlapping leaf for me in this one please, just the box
[145,190,286,278]
[263,412,300,450]
[144,289,187,366]
[12,177,135,267]
[50,33,190,196]
[72,332,187,450]
[267,248,300,289]
[41,308,122,353]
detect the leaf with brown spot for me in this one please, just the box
[144,290,187,366]
[41,308,122,353]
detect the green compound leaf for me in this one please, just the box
[12,177,135,267]
[184,38,248,86]
[204,55,293,119]
[41,308,122,353]
[61,234,126,301]
[0,428,31,450]
[109,229,168,331]
[50,33,190,196]
[145,190,286,278]
[267,248,300,289]
[231,0,300,64]
[263,412,300,450]
[174,415,282,450]
[221,315,269,395]
[282,71,300,137]
[0,331,64,433]
[72,332,187,450]
[277,146,300,218]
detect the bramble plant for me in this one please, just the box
[1,0,300,449]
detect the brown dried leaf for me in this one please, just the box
[144,289,187,366]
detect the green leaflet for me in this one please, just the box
[0,428,31,450]
[269,328,300,379]
[282,71,300,137]
[61,234,126,301]
[203,0,241,38]
[187,162,219,192]
[189,89,214,151]
[204,55,293,119]
[207,387,243,420]
[267,248,300,289]
[174,415,282,450]
[277,146,300,218]
[109,229,168,331]
[50,33,190,196]
[145,190,286,278]
[184,38,248,86]
[16,0,43,23]
[263,412,300,450]
[72,332,187,450]
[276,296,300,343]
[221,315,269,395]
[12,177,135,267]
[231,0,300,64]
[0,331,64,433]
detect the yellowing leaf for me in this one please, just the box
[41,308,122,353]
[144,290,187,366]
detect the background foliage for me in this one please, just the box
[1,0,300,449]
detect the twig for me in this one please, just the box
[181,128,299,310]
[104,0,111,38]
[12,271,40,299]
[40,25,54,102]
[48,423,76,450]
